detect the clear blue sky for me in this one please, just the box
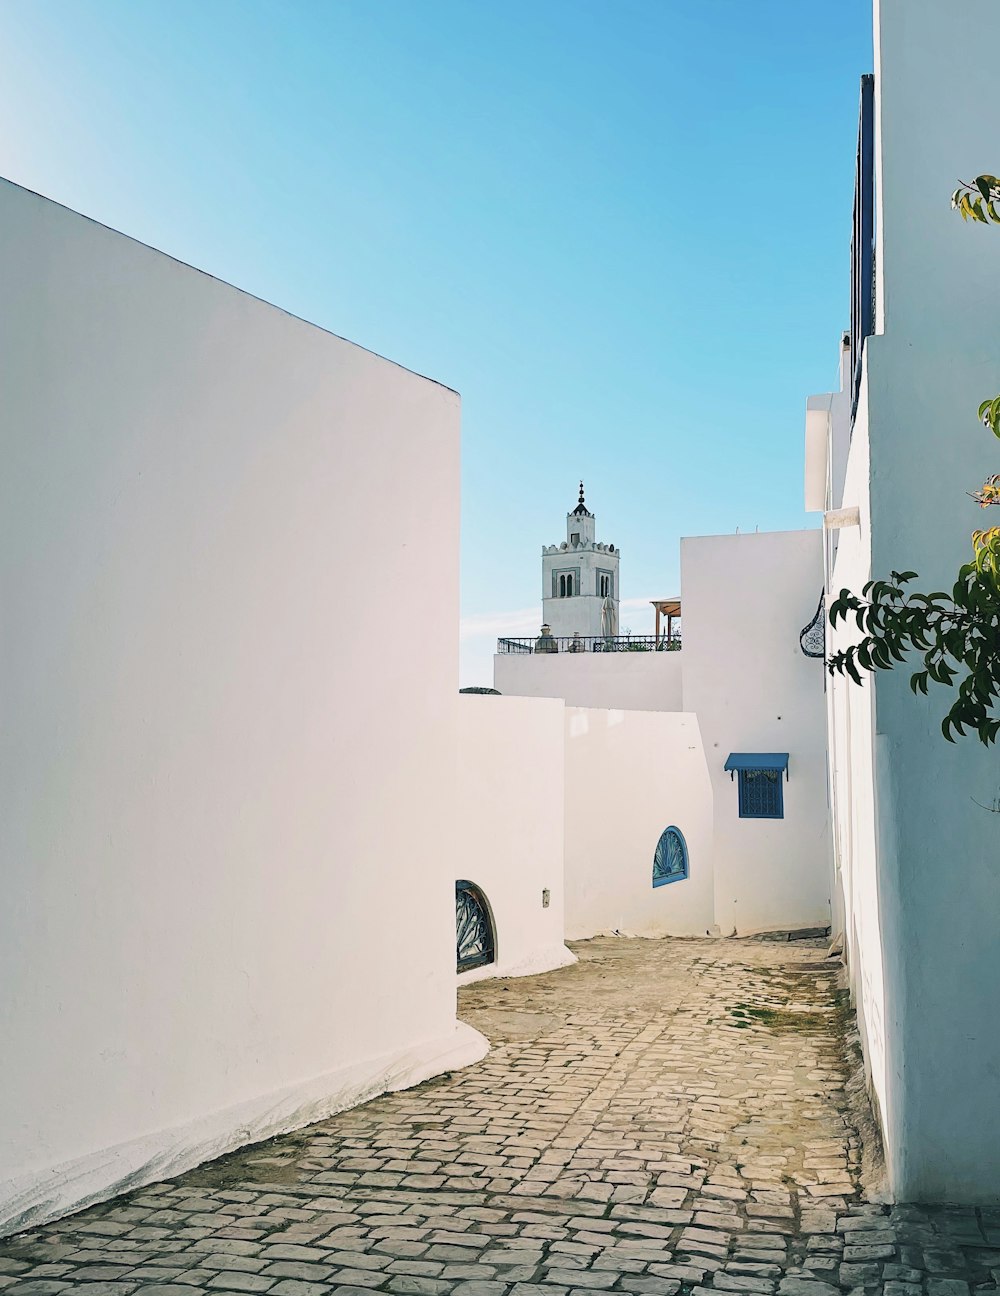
[0,0,872,685]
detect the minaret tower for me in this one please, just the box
[541,483,620,640]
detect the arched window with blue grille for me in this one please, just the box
[652,826,689,887]
[456,880,496,972]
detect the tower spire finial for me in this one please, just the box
[571,480,592,517]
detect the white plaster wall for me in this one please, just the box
[824,375,889,1141]
[456,695,575,980]
[850,0,1000,1203]
[681,532,831,936]
[495,649,683,713]
[563,708,715,939]
[0,179,485,1236]
[540,593,613,640]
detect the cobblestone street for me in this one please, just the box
[2,937,997,1296]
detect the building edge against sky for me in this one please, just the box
[810,0,1000,1204]
[7,0,1000,1226]
[0,176,487,1235]
[0,169,813,1236]
[0,167,834,1232]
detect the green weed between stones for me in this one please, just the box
[730,1004,829,1032]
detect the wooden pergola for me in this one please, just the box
[651,598,681,647]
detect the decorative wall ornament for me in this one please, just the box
[800,595,826,659]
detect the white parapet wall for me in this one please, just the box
[680,531,832,936]
[456,694,576,981]
[0,178,486,1236]
[564,708,716,939]
[494,648,683,712]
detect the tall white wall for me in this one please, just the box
[0,179,485,1236]
[456,695,575,980]
[495,649,683,712]
[823,373,889,1137]
[681,531,831,936]
[841,0,1000,1203]
[564,708,715,939]
[808,324,898,1161]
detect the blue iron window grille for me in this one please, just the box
[456,880,495,972]
[737,769,784,819]
[652,826,689,887]
[725,753,788,820]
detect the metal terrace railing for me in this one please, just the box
[497,634,682,655]
[850,73,876,423]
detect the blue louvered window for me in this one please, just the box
[652,826,688,887]
[737,768,784,819]
[725,754,788,820]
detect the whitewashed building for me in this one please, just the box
[0,178,487,1236]
[455,693,576,982]
[494,492,833,942]
[806,0,1000,1204]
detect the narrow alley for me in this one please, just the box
[1,939,995,1296]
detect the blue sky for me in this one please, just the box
[0,0,872,685]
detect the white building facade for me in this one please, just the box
[0,179,487,1236]
[455,694,576,981]
[682,530,831,937]
[0,178,828,1239]
[496,494,832,942]
[807,0,1000,1204]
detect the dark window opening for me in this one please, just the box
[456,881,495,972]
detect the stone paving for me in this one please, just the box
[2,936,998,1296]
